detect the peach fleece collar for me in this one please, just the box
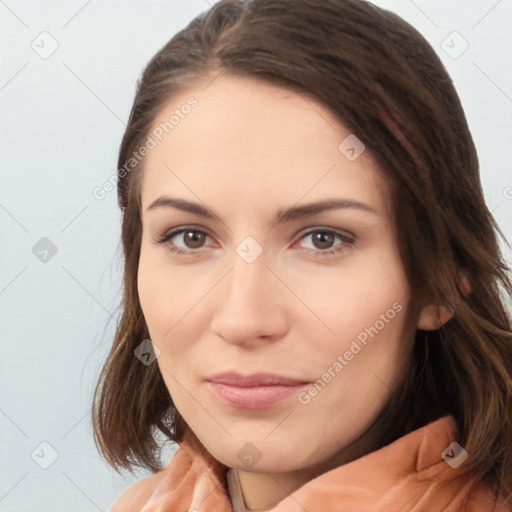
[109,415,509,512]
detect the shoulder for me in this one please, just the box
[107,440,197,512]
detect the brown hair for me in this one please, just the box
[92,0,512,504]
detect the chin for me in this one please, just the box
[204,438,316,474]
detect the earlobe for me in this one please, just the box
[417,273,471,331]
[417,304,454,331]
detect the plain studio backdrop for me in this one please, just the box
[1,1,511,510]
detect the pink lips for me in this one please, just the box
[206,372,310,409]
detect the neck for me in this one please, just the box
[237,469,312,512]
[235,418,383,511]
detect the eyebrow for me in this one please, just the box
[145,196,378,224]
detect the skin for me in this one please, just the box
[137,74,452,511]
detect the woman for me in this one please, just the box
[92,0,512,510]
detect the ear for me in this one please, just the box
[417,304,454,330]
[460,273,471,297]
[417,272,471,331]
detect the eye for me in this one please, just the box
[293,228,355,258]
[153,227,213,256]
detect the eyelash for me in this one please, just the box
[152,226,355,259]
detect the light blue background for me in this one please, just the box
[1,1,511,510]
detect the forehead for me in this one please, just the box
[139,74,391,218]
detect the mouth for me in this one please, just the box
[205,372,311,409]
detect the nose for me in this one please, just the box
[210,249,289,347]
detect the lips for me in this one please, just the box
[206,371,310,386]
[205,372,311,409]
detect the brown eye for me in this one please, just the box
[154,227,212,255]
[182,230,207,249]
[311,231,335,250]
[295,228,355,258]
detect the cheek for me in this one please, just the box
[137,257,186,376]
[288,255,408,341]
[138,251,196,338]
[137,259,167,335]
[137,254,209,375]
[293,253,411,384]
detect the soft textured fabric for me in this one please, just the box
[109,415,510,512]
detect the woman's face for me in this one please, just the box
[137,74,420,476]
